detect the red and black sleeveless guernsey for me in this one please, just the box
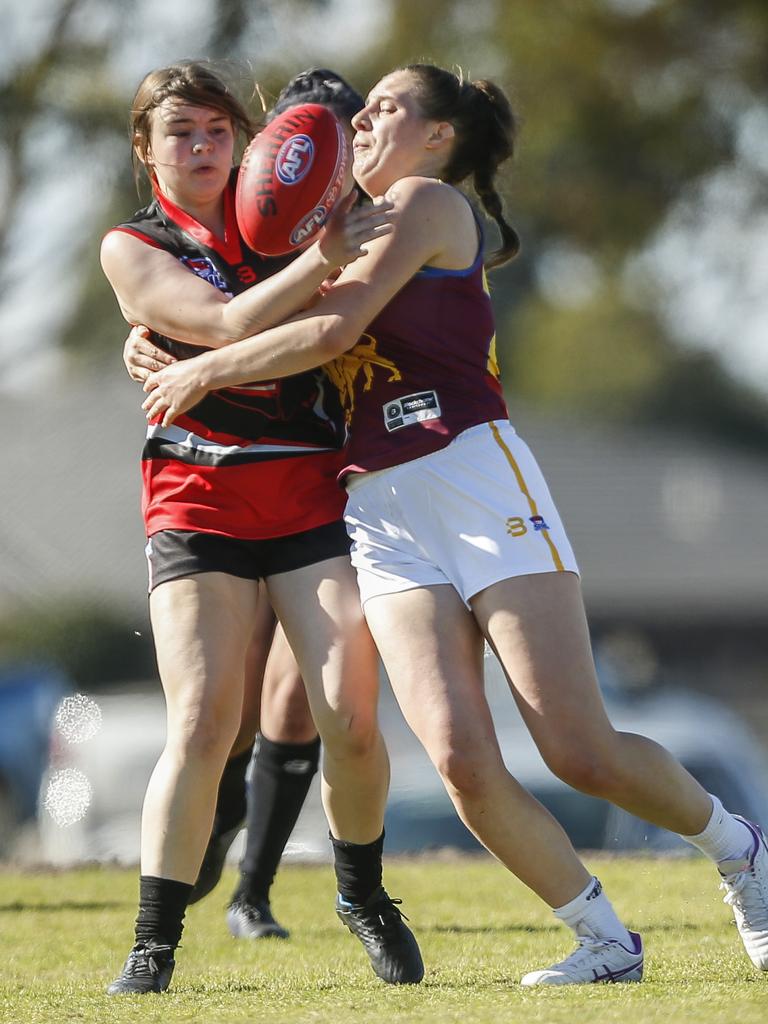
[108,176,346,539]
[326,208,509,480]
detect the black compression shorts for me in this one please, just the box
[145,519,351,592]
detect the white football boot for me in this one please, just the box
[520,931,643,986]
[718,816,768,970]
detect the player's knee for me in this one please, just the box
[435,747,495,805]
[169,706,238,765]
[320,709,379,762]
[542,741,614,798]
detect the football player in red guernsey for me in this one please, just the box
[119,66,412,962]
[145,62,768,986]
[102,62,422,995]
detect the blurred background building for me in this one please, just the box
[1,0,767,861]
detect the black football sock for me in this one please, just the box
[233,735,320,905]
[134,875,193,948]
[331,830,385,906]
[212,746,252,837]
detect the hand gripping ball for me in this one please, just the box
[236,103,348,257]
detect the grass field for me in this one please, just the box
[1,855,766,1024]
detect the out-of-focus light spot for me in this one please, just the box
[54,694,102,744]
[630,61,696,113]
[633,166,768,392]
[536,243,601,310]
[602,0,658,16]
[736,105,768,175]
[44,768,92,827]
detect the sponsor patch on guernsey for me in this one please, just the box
[383,391,441,432]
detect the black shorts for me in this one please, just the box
[145,520,351,593]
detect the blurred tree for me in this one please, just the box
[5,0,767,446]
[0,600,154,688]
[0,0,82,257]
[0,0,135,378]
[401,0,768,443]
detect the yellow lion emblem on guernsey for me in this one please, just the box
[323,333,402,423]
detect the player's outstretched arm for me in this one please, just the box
[100,196,393,351]
[141,179,462,426]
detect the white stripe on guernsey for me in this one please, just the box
[146,423,332,456]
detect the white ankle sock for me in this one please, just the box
[680,794,753,864]
[554,877,632,945]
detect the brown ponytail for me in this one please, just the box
[403,64,520,268]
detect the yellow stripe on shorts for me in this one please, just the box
[488,421,565,572]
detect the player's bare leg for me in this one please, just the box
[267,557,423,984]
[364,582,641,986]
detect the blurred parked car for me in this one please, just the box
[0,663,67,857]
[36,660,768,864]
[383,658,768,854]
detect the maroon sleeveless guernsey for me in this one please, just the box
[328,222,508,480]
[107,174,346,539]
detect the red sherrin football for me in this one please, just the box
[236,103,348,257]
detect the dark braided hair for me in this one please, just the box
[269,68,364,124]
[402,64,520,268]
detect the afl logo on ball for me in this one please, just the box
[290,206,329,246]
[276,134,315,185]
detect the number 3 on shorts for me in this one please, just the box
[505,516,528,537]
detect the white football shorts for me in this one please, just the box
[344,420,579,607]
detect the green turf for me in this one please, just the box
[0,855,765,1024]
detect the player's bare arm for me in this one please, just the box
[141,180,462,424]
[100,197,394,350]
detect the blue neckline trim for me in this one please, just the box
[416,262,476,278]
[415,197,484,279]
